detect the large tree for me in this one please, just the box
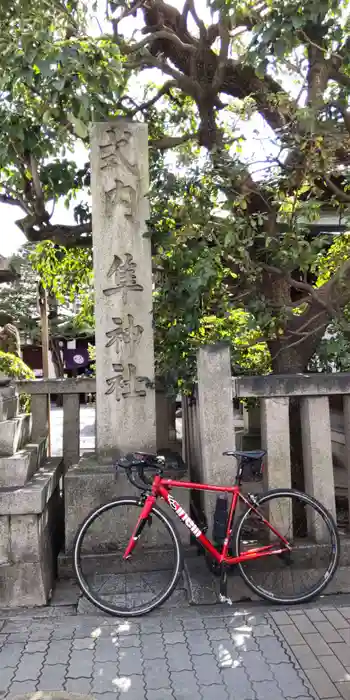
[2,0,350,381]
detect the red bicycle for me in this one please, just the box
[74,449,340,617]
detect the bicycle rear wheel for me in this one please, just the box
[74,497,183,616]
[234,489,339,604]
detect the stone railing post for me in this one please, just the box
[197,344,235,531]
[261,397,292,534]
[301,397,335,540]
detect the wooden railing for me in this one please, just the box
[17,378,96,468]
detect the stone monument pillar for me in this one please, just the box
[64,121,158,552]
[91,121,156,458]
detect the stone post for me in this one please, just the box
[261,397,291,534]
[91,120,156,458]
[301,396,336,540]
[197,344,235,531]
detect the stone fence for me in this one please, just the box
[182,344,350,533]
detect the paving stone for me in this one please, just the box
[112,674,145,699]
[162,630,185,645]
[212,640,240,669]
[252,624,274,637]
[184,629,211,655]
[94,638,119,662]
[278,623,305,646]
[289,613,317,634]
[6,632,31,643]
[220,666,255,699]
[204,617,228,629]
[182,617,205,631]
[319,655,348,683]
[338,607,350,619]
[191,653,222,685]
[165,643,193,672]
[7,681,38,695]
[64,677,92,694]
[117,634,140,648]
[67,649,94,678]
[37,664,67,690]
[92,694,118,700]
[50,623,77,639]
[170,670,200,699]
[200,684,229,700]
[323,610,350,629]
[241,650,274,682]
[45,639,72,665]
[15,652,45,681]
[257,635,290,663]
[314,621,344,644]
[0,667,15,692]
[270,611,292,625]
[290,643,321,669]
[252,679,285,700]
[160,618,184,632]
[118,646,143,675]
[206,627,231,641]
[340,628,350,644]
[72,637,95,650]
[142,633,166,660]
[272,662,310,697]
[147,688,174,700]
[336,680,350,699]
[144,658,169,689]
[305,667,340,698]
[304,632,334,656]
[92,661,118,693]
[331,643,350,667]
[0,643,24,668]
[306,608,328,623]
[24,640,48,653]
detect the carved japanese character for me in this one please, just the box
[103,254,144,303]
[99,127,139,176]
[105,314,144,357]
[105,363,151,400]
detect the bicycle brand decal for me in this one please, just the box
[167,494,202,538]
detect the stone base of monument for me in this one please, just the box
[0,384,64,608]
[64,454,191,556]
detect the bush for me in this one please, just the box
[0,350,35,412]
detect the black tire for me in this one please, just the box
[73,497,184,617]
[234,488,340,605]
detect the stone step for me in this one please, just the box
[184,556,350,605]
[0,437,47,487]
[0,457,63,515]
[0,413,32,456]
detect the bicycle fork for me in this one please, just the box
[123,495,156,559]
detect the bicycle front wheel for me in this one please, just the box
[234,489,340,605]
[74,497,183,616]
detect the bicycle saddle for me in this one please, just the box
[223,449,266,460]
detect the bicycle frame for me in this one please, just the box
[123,475,291,563]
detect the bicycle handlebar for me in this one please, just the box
[116,453,165,491]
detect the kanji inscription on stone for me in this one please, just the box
[105,314,144,357]
[105,363,151,400]
[99,127,139,218]
[103,254,144,303]
[99,127,139,175]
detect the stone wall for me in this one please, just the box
[0,381,63,607]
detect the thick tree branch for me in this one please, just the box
[211,21,231,94]
[151,132,198,149]
[121,28,197,54]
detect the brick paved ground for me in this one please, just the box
[2,600,350,699]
